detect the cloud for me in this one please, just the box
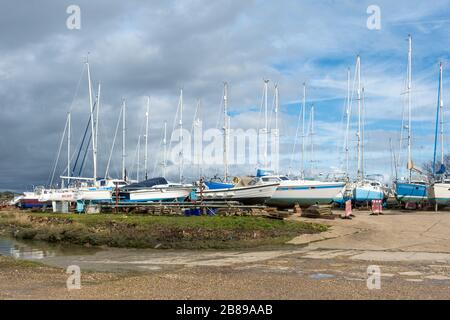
[1,0,450,190]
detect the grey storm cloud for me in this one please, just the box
[2,0,450,191]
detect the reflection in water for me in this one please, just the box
[0,237,56,259]
[0,236,99,260]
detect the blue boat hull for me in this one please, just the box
[395,182,428,202]
[353,188,384,202]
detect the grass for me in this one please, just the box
[0,210,328,250]
[0,255,49,269]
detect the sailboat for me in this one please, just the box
[73,64,128,203]
[116,92,194,203]
[263,83,345,208]
[40,60,129,205]
[428,62,449,207]
[351,56,385,203]
[16,188,50,209]
[197,81,279,204]
[395,35,428,204]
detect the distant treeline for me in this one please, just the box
[0,191,16,200]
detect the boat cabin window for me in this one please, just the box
[262,177,280,182]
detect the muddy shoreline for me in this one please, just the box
[0,210,327,250]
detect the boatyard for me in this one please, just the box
[3,1,450,306]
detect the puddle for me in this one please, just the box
[0,236,100,260]
[309,273,336,279]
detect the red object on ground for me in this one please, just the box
[344,200,352,218]
[371,200,382,215]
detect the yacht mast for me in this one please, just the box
[223,82,229,181]
[310,104,315,175]
[263,79,269,168]
[361,86,365,180]
[440,63,444,167]
[302,82,306,179]
[67,111,71,185]
[433,62,444,176]
[345,68,351,178]
[194,99,202,178]
[356,55,362,181]
[163,120,167,178]
[136,135,141,182]
[86,59,97,181]
[407,35,412,183]
[122,98,126,181]
[274,84,279,175]
[105,104,122,179]
[179,89,183,183]
[95,82,101,182]
[145,96,150,180]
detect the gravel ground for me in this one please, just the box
[1,254,450,299]
[2,210,450,300]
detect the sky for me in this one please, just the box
[1,0,450,191]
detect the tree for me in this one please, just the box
[422,154,450,181]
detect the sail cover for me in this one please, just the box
[437,164,446,174]
[204,181,234,189]
[121,177,168,190]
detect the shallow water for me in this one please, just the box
[309,273,336,280]
[0,236,100,260]
[0,235,303,273]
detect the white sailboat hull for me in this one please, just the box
[429,183,450,205]
[126,188,191,202]
[266,181,346,207]
[38,189,78,202]
[198,183,278,205]
[77,188,112,202]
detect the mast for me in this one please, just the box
[390,138,398,180]
[86,59,97,181]
[145,96,150,180]
[263,79,269,168]
[95,82,101,183]
[122,99,126,181]
[194,99,202,178]
[344,68,351,179]
[361,86,365,180]
[310,104,315,175]
[440,63,444,166]
[105,104,122,179]
[136,135,141,181]
[274,83,279,175]
[356,55,362,181]
[179,89,183,183]
[95,82,101,173]
[302,82,306,179]
[67,111,71,185]
[433,62,444,176]
[223,82,228,181]
[407,34,412,183]
[163,121,167,178]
